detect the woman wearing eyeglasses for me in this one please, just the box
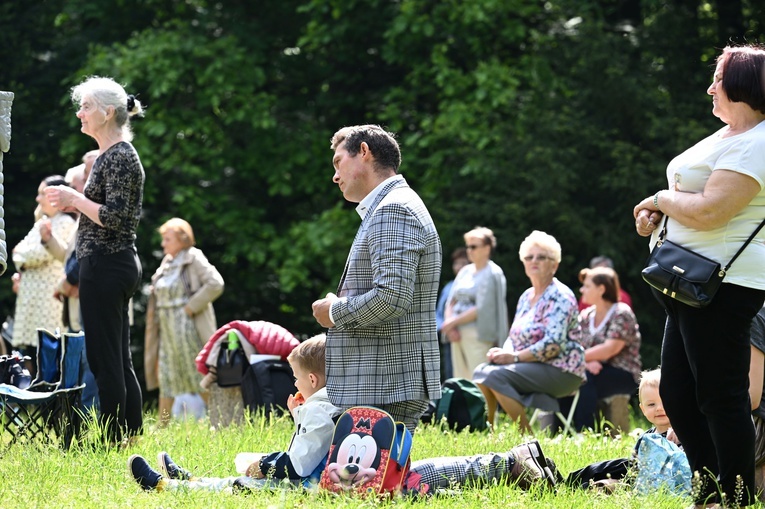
[473,230,585,432]
[441,227,508,380]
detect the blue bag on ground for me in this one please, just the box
[634,432,691,495]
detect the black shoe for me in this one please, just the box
[128,454,163,491]
[158,451,193,481]
[508,440,557,490]
[232,476,262,494]
[546,457,564,485]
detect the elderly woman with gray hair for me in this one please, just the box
[473,230,585,433]
[441,227,508,380]
[45,76,145,446]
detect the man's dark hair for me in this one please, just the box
[331,124,401,173]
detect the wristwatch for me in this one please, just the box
[512,354,520,364]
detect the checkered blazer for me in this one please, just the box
[327,176,442,407]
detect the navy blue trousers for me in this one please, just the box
[559,364,637,431]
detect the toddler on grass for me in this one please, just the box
[563,367,680,489]
[128,334,341,492]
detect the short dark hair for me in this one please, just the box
[578,266,621,304]
[451,247,468,262]
[330,124,401,173]
[720,45,765,114]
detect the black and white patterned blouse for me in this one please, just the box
[76,141,144,259]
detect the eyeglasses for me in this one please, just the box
[466,244,485,250]
[523,254,551,262]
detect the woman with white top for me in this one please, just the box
[634,45,765,507]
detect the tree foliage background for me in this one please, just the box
[1,0,764,388]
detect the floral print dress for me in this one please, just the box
[155,255,205,398]
[11,213,76,348]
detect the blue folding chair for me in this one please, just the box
[0,328,85,448]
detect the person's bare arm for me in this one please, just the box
[45,186,103,226]
[634,170,760,231]
[750,345,764,412]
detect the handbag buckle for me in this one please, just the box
[672,266,685,274]
[662,288,677,299]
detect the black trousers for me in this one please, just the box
[559,364,637,431]
[565,457,633,488]
[657,283,765,506]
[79,249,143,443]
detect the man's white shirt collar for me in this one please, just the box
[355,175,399,220]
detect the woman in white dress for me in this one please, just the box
[11,175,76,375]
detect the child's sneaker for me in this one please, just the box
[158,451,193,481]
[128,454,166,491]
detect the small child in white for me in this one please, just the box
[128,334,341,492]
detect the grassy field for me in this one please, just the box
[0,409,725,508]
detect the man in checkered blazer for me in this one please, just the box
[312,125,442,432]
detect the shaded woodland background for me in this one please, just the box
[1,0,764,390]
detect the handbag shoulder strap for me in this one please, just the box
[723,218,765,271]
[656,216,668,244]
[661,215,765,272]
[180,266,192,297]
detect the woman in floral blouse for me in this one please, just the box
[565,266,642,431]
[473,230,585,433]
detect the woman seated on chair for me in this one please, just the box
[560,267,642,432]
[473,230,586,433]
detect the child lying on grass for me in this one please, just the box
[406,368,678,495]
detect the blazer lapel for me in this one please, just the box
[336,176,407,294]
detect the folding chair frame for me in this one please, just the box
[1,383,82,448]
[0,329,85,449]
[528,389,581,436]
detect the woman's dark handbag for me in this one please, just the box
[642,216,765,308]
[216,339,248,388]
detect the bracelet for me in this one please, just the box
[653,191,662,210]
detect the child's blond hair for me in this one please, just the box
[638,368,661,403]
[287,334,326,377]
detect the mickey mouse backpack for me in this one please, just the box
[319,406,413,496]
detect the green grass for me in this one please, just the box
[0,410,742,508]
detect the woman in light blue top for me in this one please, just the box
[441,227,508,380]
